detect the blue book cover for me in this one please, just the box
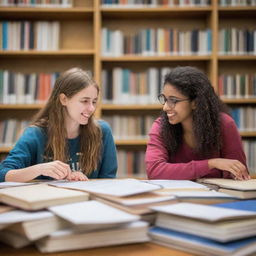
[214,200,256,212]
[2,21,8,50]
[149,226,256,253]
[122,69,129,94]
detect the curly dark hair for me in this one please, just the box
[160,66,229,158]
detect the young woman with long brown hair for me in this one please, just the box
[0,68,117,182]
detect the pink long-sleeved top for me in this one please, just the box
[145,113,247,180]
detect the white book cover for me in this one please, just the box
[48,200,139,226]
[143,180,209,190]
[0,210,53,225]
[151,202,256,222]
[0,182,35,189]
[51,178,161,197]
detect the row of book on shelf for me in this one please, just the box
[0,119,256,175]
[101,0,211,7]
[101,28,212,56]
[1,21,60,51]
[0,70,58,104]
[117,150,146,178]
[219,28,256,55]
[102,68,256,104]
[230,107,256,131]
[1,25,256,56]
[0,178,255,254]
[0,71,255,105]
[2,0,256,8]
[101,0,256,7]
[219,0,256,6]
[2,115,256,146]
[219,73,256,98]
[3,69,256,105]
[243,140,256,175]
[0,0,73,7]
[103,115,157,138]
[102,28,256,56]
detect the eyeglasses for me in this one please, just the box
[158,94,189,108]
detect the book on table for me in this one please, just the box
[0,209,70,241]
[0,204,14,214]
[197,178,256,199]
[91,191,177,215]
[154,190,239,205]
[36,221,149,253]
[50,178,161,197]
[0,184,89,210]
[151,202,256,242]
[48,200,140,231]
[143,179,209,191]
[149,226,256,256]
[0,229,31,248]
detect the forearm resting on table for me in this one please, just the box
[5,166,41,182]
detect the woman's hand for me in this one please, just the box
[69,171,88,181]
[208,158,250,180]
[36,160,72,180]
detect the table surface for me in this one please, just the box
[0,242,195,256]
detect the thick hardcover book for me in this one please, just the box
[36,221,149,253]
[0,184,89,210]
[149,226,256,256]
[151,202,256,242]
[197,178,256,199]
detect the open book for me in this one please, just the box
[197,178,256,199]
[151,202,256,242]
[0,184,89,210]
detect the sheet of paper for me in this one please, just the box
[154,190,238,198]
[143,180,208,190]
[51,179,161,197]
[48,200,139,225]
[0,210,53,224]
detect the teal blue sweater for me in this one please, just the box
[0,120,117,181]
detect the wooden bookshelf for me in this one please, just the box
[1,0,256,175]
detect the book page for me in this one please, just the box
[154,190,238,199]
[143,180,209,191]
[0,210,53,224]
[51,179,161,197]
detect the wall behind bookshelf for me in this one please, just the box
[1,0,256,177]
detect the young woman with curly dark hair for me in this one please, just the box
[145,66,250,180]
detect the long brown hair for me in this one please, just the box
[32,67,102,175]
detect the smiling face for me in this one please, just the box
[60,85,98,133]
[162,83,195,127]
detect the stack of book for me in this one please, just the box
[0,181,150,252]
[1,178,255,254]
[149,201,256,256]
